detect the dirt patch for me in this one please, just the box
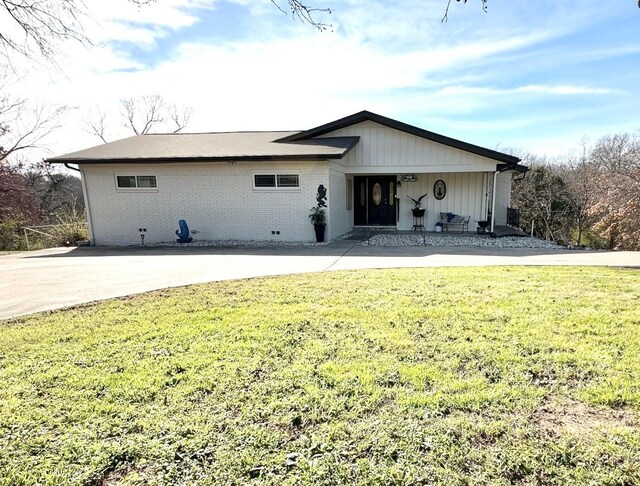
[533,397,637,434]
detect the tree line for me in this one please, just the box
[511,133,640,250]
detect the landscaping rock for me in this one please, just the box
[361,234,562,249]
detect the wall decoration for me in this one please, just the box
[433,179,446,200]
[316,184,327,207]
[401,174,418,182]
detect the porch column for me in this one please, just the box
[490,170,498,233]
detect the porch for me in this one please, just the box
[346,171,511,234]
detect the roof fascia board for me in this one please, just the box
[46,154,344,164]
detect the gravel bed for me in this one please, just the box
[152,239,329,248]
[361,233,563,248]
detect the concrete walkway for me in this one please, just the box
[1,242,638,319]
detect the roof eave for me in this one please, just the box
[46,153,350,164]
[497,163,529,173]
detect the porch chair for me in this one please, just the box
[439,212,470,233]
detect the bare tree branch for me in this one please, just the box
[1,76,68,164]
[121,94,165,135]
[442,0,488,22]
[270,0,333,31]
[167,104,193,134]
[0,0,157,63]
[0,0,89,63]
[83,109,109,144]
[85,96,194,142]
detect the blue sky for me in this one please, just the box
[19,0,640,158]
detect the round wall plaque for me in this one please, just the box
[433,179,446,200]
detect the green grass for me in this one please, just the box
[1,267,639,485]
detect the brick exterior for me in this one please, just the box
[82,162,330,245]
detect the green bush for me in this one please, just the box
[48,221,89,247]
[0,220,27,251]
[0,210,89,251]
[49,208,89,247]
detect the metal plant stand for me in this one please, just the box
[412,208,426,232]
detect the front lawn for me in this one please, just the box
[1,267,639,485]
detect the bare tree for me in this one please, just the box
[559,143,599,246]
[84,95,194,142]
[587,133,640,250]
[167,103,193,134]
[511,155,575,244]
[84,109,109,144]
[19,159,84,217]
[0,80,67,163]
[121,94,165,135]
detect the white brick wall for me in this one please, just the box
[328,167,351,239]
[81,162,330,245]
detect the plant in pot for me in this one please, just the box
[309,206,326,242]
[407,193,428,217]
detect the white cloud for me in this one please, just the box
[4,0,639,162]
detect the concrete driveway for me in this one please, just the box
[1,241,638,319]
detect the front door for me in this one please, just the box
[354,176,397,226]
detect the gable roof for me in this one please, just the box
[47,111,525,171]
[47,132,360,164]
[276,110,523,167]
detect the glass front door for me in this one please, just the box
[354,176,397,226]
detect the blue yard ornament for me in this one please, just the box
[175,219,193,243]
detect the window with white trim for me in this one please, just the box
[253,173,299,190]
[116,175,157,189]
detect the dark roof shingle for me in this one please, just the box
[48,132,360,163]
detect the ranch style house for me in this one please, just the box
[47,110,527,245]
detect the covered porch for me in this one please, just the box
[349,170,509,233]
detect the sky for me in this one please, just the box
[6,0,640,160]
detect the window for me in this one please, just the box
[254,174,276,188]
[116,175,157,189]
[253,173,299,190]
[116,175,136,188]
[277,174,299,187]
[137,175,157,188]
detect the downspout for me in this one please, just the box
[64,163,80,173]
[79,167,96,245]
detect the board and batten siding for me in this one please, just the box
[325,121,499,173]
[396,172,489,231]
[81,162,329,245]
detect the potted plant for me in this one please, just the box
[309,206,326,242]
[407,193,428,217]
